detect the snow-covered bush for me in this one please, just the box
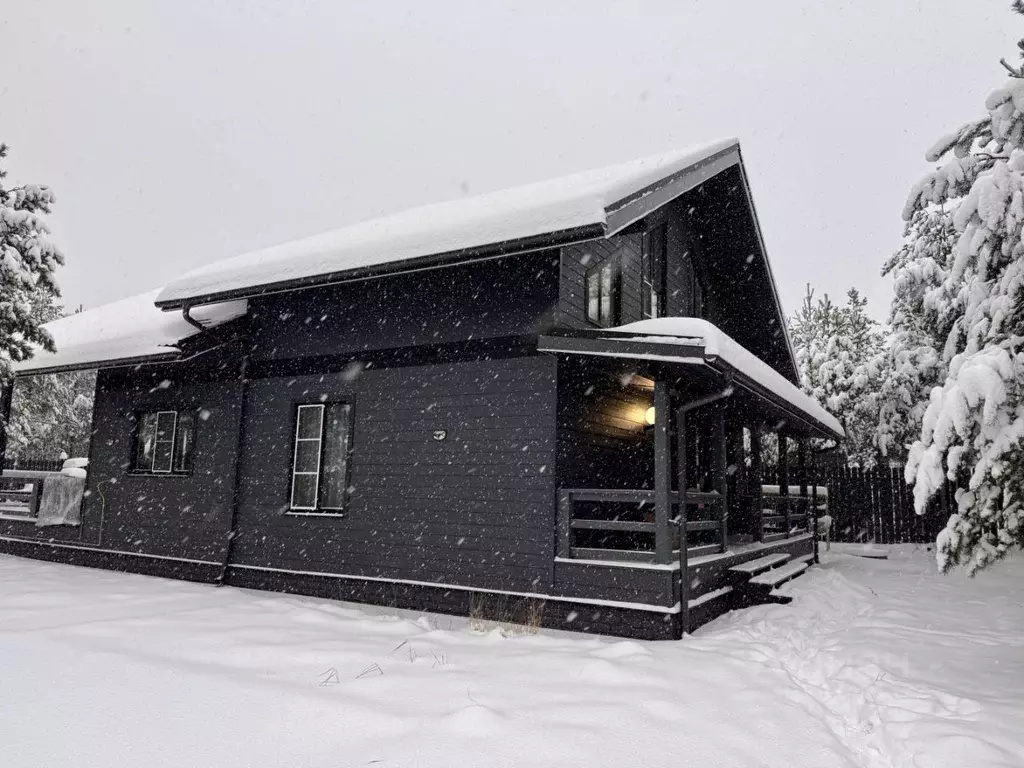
[902,19,1024,573]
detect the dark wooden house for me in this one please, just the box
[0,139,842,639]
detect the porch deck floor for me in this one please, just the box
[556,534,814,571]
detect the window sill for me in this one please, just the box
[285,510,347,518]
[0,513,38,523]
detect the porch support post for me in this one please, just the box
[712,404,728,553]
[810,445,820,564]
[798,439,808,533]
[675,405,689,632]
[751,425,763,541]
[0,378,14,474]
[653,380,672,565]
[779,434,790,537]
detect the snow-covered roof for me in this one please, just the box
[13,290,247,375]
[156,139,739,307]
[551,317,843,438]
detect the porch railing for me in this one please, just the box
[0,475,44,520]
[556,488,726,563]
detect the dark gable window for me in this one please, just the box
[641,224,667,319]
[133,410,195,474]
[290,402,354,513]
[585,255,622,328]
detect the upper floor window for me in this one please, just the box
[133,410,195,474]
[585,255,621,327]
[290,402,354,513]
[641,224,667,319]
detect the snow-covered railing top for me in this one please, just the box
[12,290,247,375]
[154,139,740,307]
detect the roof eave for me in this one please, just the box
[13,351,182,378]
[155,223,606,310]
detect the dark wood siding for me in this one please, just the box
[21,369,243,562]
[249,249,560,362]
[231,356,558,591]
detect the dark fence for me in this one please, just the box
[816,465,949,545]
[4,456,64,473]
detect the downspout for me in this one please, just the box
[182,305,206,332]
[677,381,734,637]
[217,354,249,586]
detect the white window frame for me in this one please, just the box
[150,410,178,474]
[290,404,324,511]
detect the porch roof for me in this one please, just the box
[537,318,844,440]
[11,290,248,376]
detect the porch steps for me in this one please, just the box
[748,559,808,588]
[728,552,791,577]
[733,552,812,607]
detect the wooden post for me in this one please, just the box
[557,490,572,558]
[713,404,728,553]
[810,447,820,563]
[751,425,763,541]
[779,434,790,537]
[0,379,14,476]
[676,406,689,635]
[653,381,672,564]
[798,439,808,533]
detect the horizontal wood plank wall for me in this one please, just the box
[248,249,560,362]
[231,356,558,592]
[0,370,243,561]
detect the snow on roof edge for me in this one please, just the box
[607,318,845,439]
[156,139,739,307]
[13,291,247,375]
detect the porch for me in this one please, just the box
[541,319,842,631]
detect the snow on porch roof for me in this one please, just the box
[12,290,248,375]
[155,138,740,308]
[540,317,844,440]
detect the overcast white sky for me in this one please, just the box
[1,1,1017,320]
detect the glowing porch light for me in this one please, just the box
[645,406,656,426]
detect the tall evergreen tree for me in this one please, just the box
[0,143,64,380]
[789,285,884,466]
[902,5,1024,573]
[868,206,958,463]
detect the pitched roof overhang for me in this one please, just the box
[154,141,743,310]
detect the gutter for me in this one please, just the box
[155,224,606,310]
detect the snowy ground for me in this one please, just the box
[1,548,1021,768]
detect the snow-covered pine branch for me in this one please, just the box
[0,143,65,379]
[902,9,1024,574]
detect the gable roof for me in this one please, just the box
[155,138,741,308]
[12,291,247,375]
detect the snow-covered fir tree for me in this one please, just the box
[6,295,94,461]
[867,205,959,463]
[789,285,884,466]
[0,143,64,380]
[902,6,1024,573]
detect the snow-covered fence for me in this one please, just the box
[3,455,64,473]
[817,465,949,545]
